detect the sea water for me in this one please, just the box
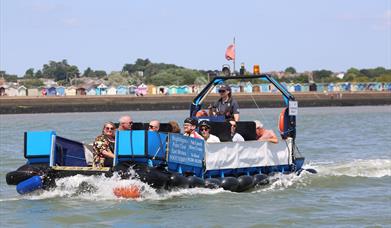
[0,106,390,227]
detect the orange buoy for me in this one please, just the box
[279,108,287,134]
[113,185,141,199]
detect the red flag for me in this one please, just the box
[225,44,235,61]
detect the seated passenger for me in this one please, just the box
[230,120,244,142]
[183,117,203,139]
[148,120,160,131]
[92,122,116,168]
[118,115,133,130]
[199,120,220,143]
[255,120,278,144]
[168,120,181,133]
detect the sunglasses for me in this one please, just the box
[121,121,133,125]
[218,90,226,93]
[149,125,157,129]
[105,127,114,130]
[200,127,209,131]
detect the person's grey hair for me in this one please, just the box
[254,120,263,129]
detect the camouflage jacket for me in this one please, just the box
[92,134,115,168]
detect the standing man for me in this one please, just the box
[148,120,160,131]
[118,115,133,130]
[211,84,240,121]
[254,120,278,144]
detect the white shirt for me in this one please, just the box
[206,134,220,143]
[232,133,245,142]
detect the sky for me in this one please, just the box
[1,0,390,76]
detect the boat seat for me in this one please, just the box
[209,122,232,142]
[236,121,257,141]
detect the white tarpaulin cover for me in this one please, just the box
[205,141,291,171]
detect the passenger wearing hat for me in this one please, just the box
[254,120,278,144]
[210,84,240,121]
[183,117,203,139]
[198,121,220,143]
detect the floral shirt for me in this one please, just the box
[92,134,115,168]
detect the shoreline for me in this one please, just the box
[1,92,390,114]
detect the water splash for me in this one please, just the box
[306,159,391,178]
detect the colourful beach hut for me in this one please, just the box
[157,86,168,95]
[252,85,260,93]
[116,85,128,95]
[86,87,97,96]
[56,86,65,96]
[47,87,57,96]
[136,84,147,96]
[177,86,188,94]
[128,85,137,95]
[107,86,117,95]
[168,85,178,95]
[309,83,317,92]
[96,83,107,95]
[244,82,253,93]
[18,86,27,96]
[65,86,76,96]
[301,84,309,92]
[0,86,5,96]
[339,82,351,92]
[6,86,18,96]
[327,83,335,92]
[27,88,39,97]
[230,84,241,93]
[147,85,157,95]
[294,84,302,92]
[76,87,86,96]
[260,84,270,93]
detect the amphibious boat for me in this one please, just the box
[6,74,306,196]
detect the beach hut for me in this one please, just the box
[76,87,86,96]
[116,85,128,95]
[0,86,5,96]
[56,86,66,96]
[6,86,18,96]
[107,86,117,95]
[136,83,147,96]
[47,87,57,96]
[87,87,96,96]
[40,87,47,96]
[18,86,27,96]
[301,84,309,92]
[157,86,168,95]
[96,83,107,95]
[65,86,76,96]
[385,83,391,91]
[128,85,137,95]
[294,84,302,92]
[27,88,39,97]
[176,85,188,94]
[168,85,178,95]
[339,82,351,92]
[309,83,317,92]
[260,84,270,93]
[229,84,241,93]
[327,83,335,92]
[316,83,325,92]
[252,85,260,93]
[147,85,157,95]
[244,82,253,93]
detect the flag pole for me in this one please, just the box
[233,37,236,75]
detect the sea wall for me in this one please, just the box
[1,92,390,114]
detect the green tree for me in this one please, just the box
[19,78,44,88]
[285,67,297,74]
[0,70,18,82]
[24,68,35,78]
[41,59,79,84]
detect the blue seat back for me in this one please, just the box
[24,131,55,164]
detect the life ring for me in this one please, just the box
[113,185,141,199]
[279,107,287,134]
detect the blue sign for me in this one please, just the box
[168,134,204,167]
